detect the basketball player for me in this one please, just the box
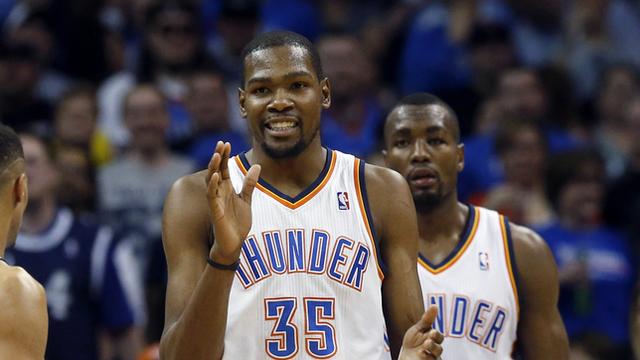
[0,124,48,359]
[160,31,443,359]
[383,93,569,359]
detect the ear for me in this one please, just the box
[238,88,247,118]
[457,143,465,172]
[320,78,331,109]
[13,173,28,210]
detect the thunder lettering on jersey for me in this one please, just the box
[223,149,389,360]
[417,205,520,359]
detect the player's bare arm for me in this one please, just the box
[365,163,441,358]
[511,223,569,359]
[160,142,260,360]
[0,265,48,360]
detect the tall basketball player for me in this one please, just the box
[0,124,48,359]
[383,93,569,359]
[160,31,443,359]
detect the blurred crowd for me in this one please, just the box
[1,0,640,359]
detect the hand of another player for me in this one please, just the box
[398,307,444,360]
[206,141,261,264]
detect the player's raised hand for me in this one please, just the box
[206,141,261,264]
[398,306,444,360]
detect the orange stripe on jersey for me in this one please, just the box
[500,215,520,317]
[233,152,337,210]
[353,159,384,281]
[418,208,480,274]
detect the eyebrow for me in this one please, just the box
[247,71,314,86]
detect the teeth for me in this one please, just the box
[269,121,296,130]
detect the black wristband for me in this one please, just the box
[207,257,240,271]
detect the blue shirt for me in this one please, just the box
[536,222,635,343]
[5,208,140,360]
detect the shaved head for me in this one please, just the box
[0,125,25,184]
[385,93,460,145]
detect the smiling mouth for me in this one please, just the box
[266,121,297,131]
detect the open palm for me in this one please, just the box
[206,141,261,264]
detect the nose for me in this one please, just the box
[410,139,430,163]
[267,89,294,113]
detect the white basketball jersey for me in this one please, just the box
[417,205,519,359]
[223,149,390,360]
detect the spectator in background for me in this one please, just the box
[3,9,71,105]
[459,67,579,201]
[605,95,640,255]
[439,22,517,137]
[537,148,635,359]
[480,119,553,227]
[6,133,143,360]
[55,145,96,216]
[592,64,640,179]
[317,32,384,158]
[98,0,209,148]
[97,84,193,342]
[208,0,259,83]
[53,86,113,166]
[179,68,248,169]
[0,40,51,133]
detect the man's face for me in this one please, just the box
[501,127,546,186]
[186,73,229,132]
[55,95,96,146]
[20,135,57,202]
[124,87,169,151]
[318,36,371,102]
[558,161,605,225]
[597,68,638,123]
[384,105,464,211]
[498,70,547,122]
[240,45,330,159]
[148,9,198,66]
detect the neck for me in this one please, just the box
[0,211,8,258]
[22,196,57,234]
[416,194,468,245]
[246,136,326,195]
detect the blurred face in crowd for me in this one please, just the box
[498,69,547,122]
[318,35,373,103]
[0,45,40,98]
[148,8,199,66]
[384,104,464,212]
[186,72,229,133]
[240,45,330,159]
[55,146,93,211]
[55,93,97,146]
[500,125,546,188]
[124,86,169,153]
[20,135,58,203]
[558,160,605,226]
[597,67,638,124]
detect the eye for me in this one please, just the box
[290,82,307,90]
[393,139,410,148]
[428,138,446,145]
[253,87,270,95]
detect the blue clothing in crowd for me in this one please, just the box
[536,222,635,344]
[6,208,140,360]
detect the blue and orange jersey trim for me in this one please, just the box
[418,205,480,274]
[234,149,337,210]
[353,158,385,281]
[500,215,521,317]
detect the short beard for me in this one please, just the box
[413,192,444,214]
[261,126,319,159]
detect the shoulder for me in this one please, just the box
[508,222,554,263]
[168,170,208,198]
[363,162,410,196]
[163,170,211,232]
[0,266,47,324]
